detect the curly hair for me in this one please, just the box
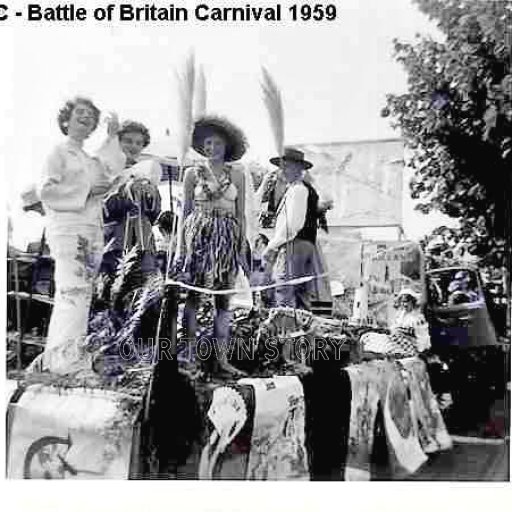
[57,96,101,135]
[118,120,151,148]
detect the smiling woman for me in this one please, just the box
[100,119,162,277]
[28,97,126,375]
[174,114,250,378]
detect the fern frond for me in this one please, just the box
[111,245,143,309]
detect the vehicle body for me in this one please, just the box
[339,240,498,349]
[426,266,498,348]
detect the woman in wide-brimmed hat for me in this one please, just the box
[176,114,249,378]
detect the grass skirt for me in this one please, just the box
[178,209,241,290]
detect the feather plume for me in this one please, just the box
[175,51,196,170]
[111,245,143,310]
[194,65,207,120]
[261,67,285,157]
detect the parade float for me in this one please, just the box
[5,61,459,481]
[6,158,457,480]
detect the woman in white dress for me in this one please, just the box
[35,97,125,374]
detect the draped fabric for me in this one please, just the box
[238,376,309,480]
[344,362,389,480]
[400,358,453,454]
[183,355,452,480]
[198,376,309,480]
[382,362,428,477]
[7,385,138,479]
[12,358,451,480]
[342,359,451,480]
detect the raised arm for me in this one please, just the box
[91,114,127,193]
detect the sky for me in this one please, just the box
[2,0,457,249]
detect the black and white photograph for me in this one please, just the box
[2,0,511,508]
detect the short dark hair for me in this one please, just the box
[57,96,101,135]
[118,120,151,148]
[156,210,176,234]
[255,233,269,246]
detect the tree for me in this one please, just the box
[382,0,512,271]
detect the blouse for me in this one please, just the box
[39,138,125,232]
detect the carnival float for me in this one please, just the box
[6,55,504,480]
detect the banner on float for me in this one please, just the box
[363,241,424,326]
[7,384,138,479]
[296,139,404,228]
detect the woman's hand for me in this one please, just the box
[318,199,334,212]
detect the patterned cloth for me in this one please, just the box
[199,386,249,479]
[343,358,452,480]
[344,361,389,480]
[238,376,309,480]
[32,229,102,374]
[7,384,137,479]
[399,358,452,454]
[382,363,428,477]
[360,307,431,357]
[178,208,241,290]
[197,377,308,480]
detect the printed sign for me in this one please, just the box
[296,139,404,228]
[7,384,138,479]
[363,241,424,326]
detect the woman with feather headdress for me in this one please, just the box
[175,114,249,378]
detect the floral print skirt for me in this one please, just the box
[41,226,103,374]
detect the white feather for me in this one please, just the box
[261,67,285,156]
[175,51,196,171]
[194,65,207,121]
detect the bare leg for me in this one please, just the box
[213,295,246,378]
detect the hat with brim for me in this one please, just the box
[397,288,420,302]
[269,147,313,170]
[192,115,248,162]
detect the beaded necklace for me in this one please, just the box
[196,164,233,201]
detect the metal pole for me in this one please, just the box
[12,252,22,373]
